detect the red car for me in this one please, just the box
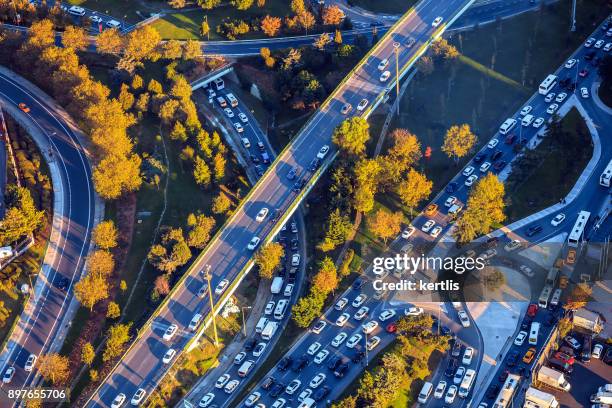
[505,133,516,145]
[579,69,589,78]
[386,323,397,333]
[527,303,538,318]
[554,352,575,365]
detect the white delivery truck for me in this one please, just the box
[261,321,279,340]
[524,387,559,408]
[537,366,571,392]
[271,277,284,294]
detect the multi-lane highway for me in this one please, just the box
[0,70,96,404]
[86,1,477,406]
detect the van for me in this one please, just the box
[189,313,202,331]
[216,96,227,107]
[226,93,238,107]
[274,299,289,320]
[418,382,433,403]
[238,360,255,377]
[256,317,269,333]
[261,321,279,340]
[499,118,517,135]
[529,321,540,345]
[213,77,225,90]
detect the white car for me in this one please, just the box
[335,297,349,310]
[445,385,458,404]
[404,306,423,316]
[224,379,240,394]
[581,87,589,98]
[234,122,244,133]
[309,373,326,389]
[291,253,301,266]
[519,265,534,277]
[462,166,475,177]
[352,294,367,308]
[605,42,612,52]
[162,348,176,364]
[131,389,146,406]
[331,332,348,347]
[346,333,363,348]
[340,103,352,115]
[379,70,391,82]
[271,399,287,408]
[595,39,605,48]
[378,309,396,322]
[238,112,248,123]
[247,236,260,250]
[521,114,534,127]
[245,391,261,407]
[215,279,229,295]
[68,5,86,16]
[284,283,294,297]
[462,347,474,365]
[430,226,443,238]
[421,220,435,233]
[307,342,322,355]
[479,162,491,172]
[584,37,595,47]
[546,103,559,114]
[402,226,416,238]
[224,108,234,117]
[24,354,36,372]
[106,19,121,29]
[377,58,389,71]
[453,366,466,384]
[253,342,267,357]
[336,313,350,327]
[215,374,230,389]
[520,105,532,116]
[241,137,250,148]
[366,336,381,351]
[487,138,499,149]
[314,349,329,364]
[90,15,103,24]
[111,393,126,408]
[298,389,313,402]
[234,352,246,365]
[357,98,369,111]
[255,207,269,222]
[480,248,497,259]
[354,306,369,320]
[163,324,178,341]
[551,213,566,226]
[544,92,556,103]
[434,381,447,399]
[504,239,521,251]
[264,301,275,315]
[198,393,215,407]
[312,320,327,334]
[514,330,528,346]
[2,367,14,384]
[533,117,545,128]
[465,174,478,186]
[432,16,443,27]
[458,310,471,327]
[362,320,379,334]
[565,59,577,68]
[285,379,301,395]
[317,145,330,159]
[592,343,604,359]
[555,92,568,103]
[445,196,457,207]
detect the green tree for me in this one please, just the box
[292,291,325,328]
[193,156,212,187]
[254,242,284,279]
[199,0,221,9]
[332,117,370,156]
[318,209,352,252]
[102,323,132,362]
[442,124,477,163]
[396,169,432,214]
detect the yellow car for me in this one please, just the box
[522,347,536,364]
[424,204,438,216]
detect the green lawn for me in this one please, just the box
[347,0,416,15]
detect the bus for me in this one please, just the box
[567,211,591,248]
[492,373,521,408]
[529,321,541,345]
[538,286,552,308]
[539,74,557,95]
[600,159,612,187]
[459,368,476,398]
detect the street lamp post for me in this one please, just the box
[393,42,401,115]
[203,265,219,347]
[574,59,580,95]
[241,306,252,337]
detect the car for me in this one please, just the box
[298,389,312,402]
[514,331,528,346]
[566,249,576,264]
[520,105,533,116]
[292,355,309,372]
[223,107,234,117]
[432,16,443,27]
[254,165,264,177]
[198,393,215,408]
[335,297,349,311]
[354,306,369,320]
[276,356,293,372]
[162,348,176,364]
[309,157,321,171]
[533,117,545,128]
[406,36,416,47]
[255,207,269,222]
[366,336,381,350]
[316,145,330,160]
[579,68,589,78]
[462,347,474,365]
[444,196,457,207]
[331,332,348,347]
[584,37,596,47]
[404,306,423,316]
[595,39,605,48]
[352,294,367,307]
[215,279,229,295]
[234,352,246,365]
[386,322,397,333]
[313,385,331,401]
[544,92,556,103]
[430,226,443,238]
[555,92,568,103]
[491,149,503,161]
[506,351,519,366]
[593,344,604,359]
[434,380,447,398]
[487,138,499,149]
[465,175,478,186]
[474,152,486,163]
[554,351,575,365]
[486,384,500,399]
[244,338,257,352]
[215,374,230,389]
[357,99,369,111]
[17,102,31,113]
[378,309,396,322]
[480,248,497,260]
[425,203,439,215]
[519,265,534,277]
[110,393,126,408]
[234,122,244,133]
[2,367,14,384]
[379,71,391,82]
[286,167,297,180]
[445,385,458,404]
[362,320,379,334]
[91,15,105,24]
[244,391,261,407]
[527,303,538,317]
[306,372,326,389]
[312,320,327,334]
[445,358,458,377]
[523,347,536,364]
[130,388,146,406]
[564,336,581,350]
[253,342,267,357]
[605,42,612,52]
[580,87,590,99]
[546,103,559,114]
[551,213,566,226]
[264,301,276,316]
[106,19,121,28]
[341,103,352,114]
[451,341,463,357]
[285,379,301,395]
[504,239,522,252]
[402,226,416,238]
[565,59,577,68]
[493,160,507,171]
[526,225,542,237]
[22,353,36,372]
[446,182,458,193]
[247,236,260,250]
[163,324,178,341]
[479,162,491,172]
[291,253,300,266]
[505,133,516,145]
[458,310,470,327]
[314,349,330,364]
[462,166,475,177]
[236,112,248,123]
[421,220,435,232]
[327,355,342,371]
[377,58,389,71]
[603,347,612,365]
[336,313,350,327]
[261,376,276,391]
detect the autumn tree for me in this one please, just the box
[297,11,316,34]
[318,209,352,252]
[312,257,338,295]
[368,209,403,244]
[0,185,44,245]
[148,228,192,273]
[353,158,381,213]
[334,29,342,45]
[62,25,89,51]
[118,83,134,111]
[314,32,331,50]
[93,220,118,249]
[37,354,69,385]
[322,5,344,26]
[291,0,306,14]
[81,343,95,365]
[292,291,325,328]
[254,242,284,279]
[106,301,121,319]
[212,152,226,181]
[199,0,221,9]
[193,156,212,187]
[74,274,109,311]
[154,275,171,296]
[564,283,592,310]
[162,39,183,59]
[431,38,459,60]
[380,128,422,186]
[397,169,432,214]
[232,0,254,9]
[557,317,573,338]
[87,249,115,278]
[332,117,370,157]
[442,124,477,163]
[200,19,210,37]
[96,28,123,55]
[102,323,132,362]
[93,154,143,200]
[261,15,281,37]
[186,213,216,249]
[416,55,434,75]
[212,191,232,214]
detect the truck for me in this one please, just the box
[537,366,571,392]
[591,392,612,404]
[270,277,284,294]
[573,308,604,334]
[545,268,559,286]
[261,321,279,340]
[524,387,559,408]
